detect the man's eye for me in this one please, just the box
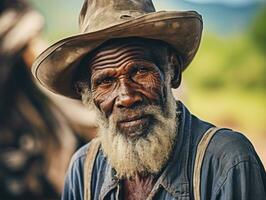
[98,77,115,85]
[136,66,149,74]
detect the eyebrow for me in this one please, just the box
[91,69,116,83]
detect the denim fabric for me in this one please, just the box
[62,101,266,200]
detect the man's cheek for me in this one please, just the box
[135,86,161,105]
[137,75,164,105]
[93,89,116,116]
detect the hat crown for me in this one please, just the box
[79,0,156,32]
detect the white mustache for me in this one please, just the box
[109,104,164,124]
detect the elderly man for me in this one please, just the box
[32,0,266,200]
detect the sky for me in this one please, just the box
[153,0,263,35]
[184,0,264,6]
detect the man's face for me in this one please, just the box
[90,41,167,139]
[81,39,178,178]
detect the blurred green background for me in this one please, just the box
[28,0,266,166]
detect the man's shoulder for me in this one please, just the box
[198,128,266,198]
[189,112,258,163]
[207,129,259,164]
[180,103,262,170]
[200,128,264,187]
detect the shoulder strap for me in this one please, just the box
[84,138,101,200]
[193,127,222,200]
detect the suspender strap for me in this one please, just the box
[84,139,101,200]
[83,128,223,200]
[193,127,222,200]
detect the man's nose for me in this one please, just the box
[115,81,143,108]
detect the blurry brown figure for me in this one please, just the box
[0,0,85,199]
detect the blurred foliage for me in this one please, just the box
[184,6,266,92]
[177,4,266,167]
[250,6,266,54]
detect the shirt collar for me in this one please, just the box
[99,160,119,199]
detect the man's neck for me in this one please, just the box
[123,173,157,200]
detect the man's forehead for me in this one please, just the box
[89,44,153,68]
[88,38,169,68]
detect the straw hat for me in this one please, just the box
[32,0,203,99]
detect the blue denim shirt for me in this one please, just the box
[62,102,266,200]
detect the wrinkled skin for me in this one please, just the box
[87,39,180,200]
[123,174,156,200]
[90,41,171,138]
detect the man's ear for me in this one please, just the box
[169,53,182,88]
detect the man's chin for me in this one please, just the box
[121,130,147,140]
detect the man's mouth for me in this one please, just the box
[117,115,152,138]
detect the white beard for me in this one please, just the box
[81,82,178,179]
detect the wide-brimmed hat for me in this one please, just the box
[32,0,203,99]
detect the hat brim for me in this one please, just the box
[32,11,203,99]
